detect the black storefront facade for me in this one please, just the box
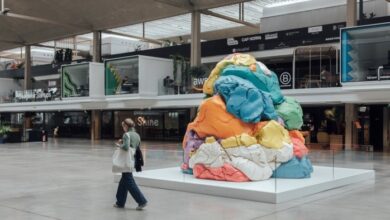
[0,111,91,142]
[101,109,191,141]
[1,108,192,141]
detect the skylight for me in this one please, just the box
[265,0,311,8]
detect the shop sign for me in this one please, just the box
[232,47,250,53]
[285,31,300,37]
[325,37,340,41]
[227,38,238,46]
[308,26,323,33]
[15,91,35,100]
[265,33,278,40]
[14,89,57,102]
[192,77,208,87]
[279,72,292,88]
[136,116,159,127]
[241,35,262,42]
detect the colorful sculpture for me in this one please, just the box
[182,53,313,181]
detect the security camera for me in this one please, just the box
[0,8,10,15]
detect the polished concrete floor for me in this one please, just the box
[0,138,389,220]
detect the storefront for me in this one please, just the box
[301,105,345,149]
[355,104,389,152]
[43,111,91,138]
[101,109,191,141]
[341,22,390,84]
[1,111,91,138]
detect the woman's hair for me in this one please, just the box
[122,118,135,131]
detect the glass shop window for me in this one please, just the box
[294,46,339,89]
[105,57,139,95]
[341,24,390,82]
[62,63,89,97]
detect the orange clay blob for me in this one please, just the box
[193,163,250,182]
[289,130,309,158]
[185,95,255,140]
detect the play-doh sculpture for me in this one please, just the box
[181,53,313,181]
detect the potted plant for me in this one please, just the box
[0,125,11,144]
[169,54,190,93]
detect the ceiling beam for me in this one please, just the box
[154,0,194,11]
[32,43,88,52]
[0,39,24,45]
[2,13,90,30]
[155,0,252,11]
[201,9,259,30]
[103,30,163,45]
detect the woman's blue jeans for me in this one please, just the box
[116,172,147,206]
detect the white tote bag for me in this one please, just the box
[112,134,134,173]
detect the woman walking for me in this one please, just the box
[113,118,147,210]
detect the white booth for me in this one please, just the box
[0,78,21,103]
[341,22,390,87]
[61,62,104,98]
[104,55,173,96]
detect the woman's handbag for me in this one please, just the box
[134,143,144,172]
[112,133,134,173]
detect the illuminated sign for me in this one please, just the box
[227,38,238,46]
[192,77,208,87]
[136,116,159,127]
[280,72,292,85]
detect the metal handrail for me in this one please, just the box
[377,65,383,80]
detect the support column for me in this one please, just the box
[24,45,32,90]
[345,104,358,150]
[92,31,102,63]
[346,0,357,27]
[359,0,364,23]
[91,110,101,140]
[190,11,201,67]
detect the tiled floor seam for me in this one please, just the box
[0,182,113,201]
[0,204,61,220]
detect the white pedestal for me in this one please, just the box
[126,166,375,203]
